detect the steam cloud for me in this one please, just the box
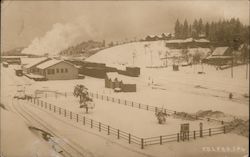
[21,17,99,56]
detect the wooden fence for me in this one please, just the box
[25,97,230,149]
[37,91,230,125]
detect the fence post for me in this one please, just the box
[177,133,179,142]
[209,128,211,136]
[76,114,78,122]
[59,108,61,115]
[139,103,141,109]
[194,131,196,139]
[200,123,203,137]
[91,120,93,128]
[65,92,67,98]
[99,122,101,132]
[147,105,148,110]
[70,111,72,119]
[187,131,189,140]
[108,126,110,135]
[118,99,120,104]
[54,106,56,112]
[64,109,66,117]
[223,126,226,134]
[160,136,162,145]
[141,138,144,149]
[45,102,47,109]
[112,97,114,102]
[83,116,85,125]
[125,100,126,105]
[129,134,131,144]
[221,120,224,125]
[132,101,133,107]
[117,129,120,139]
[49,104,51,111]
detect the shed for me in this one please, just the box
[105,72,136,92]
[204,47,233,65]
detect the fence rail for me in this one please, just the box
[36,91,230,125]
[25,97,230,149]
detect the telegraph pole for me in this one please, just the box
[231,56,234,78]
[246,62,249,80]
[132,51,136,66]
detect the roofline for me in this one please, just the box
[28,58,51,69]
[37,60,78,70]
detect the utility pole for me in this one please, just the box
[132,51,136,66]
[150,48,153,66]
[231,57,233,78]
[246,62,249,80]
[165,51,168,67]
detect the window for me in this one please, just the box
[47,69,50,74]
[56,69,59,73]
[65,68,68,73]
[51,69,55,74]
[61,69,64,73]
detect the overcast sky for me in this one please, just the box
[1,0,249,52]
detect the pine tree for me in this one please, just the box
[174,19,181,39]
[198,18,203,36]
[183,19,189,39]
[188,24,192,38]
[205,22,210,38]
[192,19,199,38]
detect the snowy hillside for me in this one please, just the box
[86,40,211,67]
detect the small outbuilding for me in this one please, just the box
[204,47,233,65]
[105,72,136,92]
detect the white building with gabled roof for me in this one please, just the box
[30,59,79,80]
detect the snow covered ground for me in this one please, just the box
[86,41,211,67]
[40,96,223,137]
[1,57,249,157]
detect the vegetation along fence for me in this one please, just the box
[25,97,231,149]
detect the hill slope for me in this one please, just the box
[86,40,211,67]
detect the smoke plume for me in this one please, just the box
[21,17,99,56]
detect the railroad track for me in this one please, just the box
[12,98,95,157]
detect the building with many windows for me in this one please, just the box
[27,59,79,80]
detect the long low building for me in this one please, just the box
[105,72,136,92]
[24,58,79,80]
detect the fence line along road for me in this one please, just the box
[24,97,231,149]
[37,91,230,125]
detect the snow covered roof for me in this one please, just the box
[106,72,135,84]
[206,55,232,59]
[36,59,76,69]
[1,56,25,59]
[194,39,210,43]
[212,47,229,56]
[26,73,45,79]
[24,57,50,68]
[166,38,194,44]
